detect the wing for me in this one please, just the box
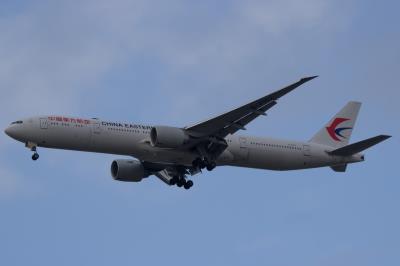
[185,76,318,138]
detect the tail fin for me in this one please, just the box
[309,101,361,148]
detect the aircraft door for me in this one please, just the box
[238,137,249,161]
[92,122,101,135]
[91,121,102,149]
[40,118,48,129]
[303,145,311,156]
[302,144,312,167]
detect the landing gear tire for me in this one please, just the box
[206,162,216,171]
[193,158,215,170]
[201,158,210,169]
[184,180,193,190]
[170,177,178,186]
[177,178,186,187]
[32,153,39,161]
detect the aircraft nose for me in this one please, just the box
[4,125,21,140]
[4,126,12,137]
[4,121,28,142]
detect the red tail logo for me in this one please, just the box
[326,118,352,141]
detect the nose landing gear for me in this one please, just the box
[32,152,39,161]
[26,142,39,161]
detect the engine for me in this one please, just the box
[150,126,190,148]
[111,159,149,182]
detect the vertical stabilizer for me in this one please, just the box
[309,101,361,148]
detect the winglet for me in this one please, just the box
[300,76,318,83]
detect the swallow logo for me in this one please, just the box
[326,118,352,141]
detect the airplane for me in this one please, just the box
[4,76,391,190]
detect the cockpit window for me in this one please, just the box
[11,121,23,125]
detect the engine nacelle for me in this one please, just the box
[150,126,190,148]
[111,160,148,182]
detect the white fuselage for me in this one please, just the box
[4,116,363,170]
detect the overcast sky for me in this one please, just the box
[0,1,399,265]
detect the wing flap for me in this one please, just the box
[221,100,277,136]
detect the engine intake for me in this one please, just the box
[111,159,148,182]
[150,126,189,148]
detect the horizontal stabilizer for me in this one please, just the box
[331,164,347,172]
[329,135,391,156]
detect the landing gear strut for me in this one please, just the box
[177,178,185,187]
[206,161,216,171]
[26,142,39,161]
[192,158,216,171]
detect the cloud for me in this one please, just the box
[0,164,27,199]
[239,0,330,33]
[0,0,342,120]
[0,1,156,119]
[0,0,365,134]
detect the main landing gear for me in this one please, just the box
[26,142,39,161]
[168,158,216,190]
[192,158,216,172]
[170,175,194,190]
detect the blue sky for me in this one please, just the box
[0,1,399,265]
